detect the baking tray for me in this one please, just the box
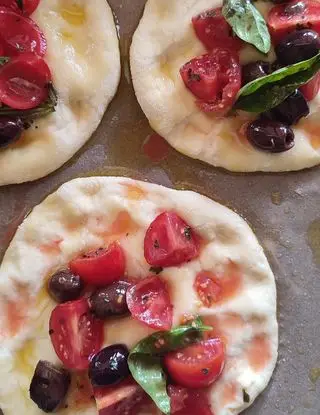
[0,1,319,414]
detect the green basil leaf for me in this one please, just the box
[222,0,271,54]
[235,53,320,112]
[0,83,58,120]
[128,319,211,414]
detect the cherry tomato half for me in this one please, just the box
[126,276,173,330]
[192,8,242,52]
[300,71,320,101]
[180,49,241,114]
[169,386,214,415]
[70,243,126,287]
[0,53,51,109]
[268,0,320,44]
[0,8,46,56]
[144,211,199,268]
[94,378,148,415]
[0,0,40,15]
[49,298,104,370]
[164,338,225,389]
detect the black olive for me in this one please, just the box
[247,119,295,153]
[48,270,84,303]
[29,361,71,413]
[276,29,320,65]
[90,281,131,319]
[264,90,310,125]
[242,61,271,85]
[0,117,24,148]
[89,345,130,387]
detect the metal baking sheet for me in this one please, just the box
[0,1,319,414]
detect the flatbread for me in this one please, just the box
[0,0,120,185]
[130,0,320,172]
[0,177,278,415]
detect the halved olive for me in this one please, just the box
[276,29,320,65]
[29,360,71,413]
[0,117,24,148]
[48,269,84,303]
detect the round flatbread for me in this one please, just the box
[130,0,320,172]
[0,0,120,186]
[0,177,278,415]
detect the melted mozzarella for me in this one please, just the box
[130,0,320,172]
[0,0,120,185]
[0,177,277,415]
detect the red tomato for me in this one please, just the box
[144,212,199,267]
[0,53,51,109]
[194,272,222,307]
[164,339,225,389]
[70,243,126,287]
[268,0,320,44]
[300,72,320,101]
[0,8,46,56]
[0,0,40,15]
[126,276,173,330]
[180,50,241,114]
[192,8,242,51]
[49,298,104,370]
[94,378,148,415]
[169,386,214,415]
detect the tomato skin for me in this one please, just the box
[0,0,40,15]
[144,212,199,268]
[180,50,241,115]
[164,339,225,389]
[169,386,214,415]
[194,272,222,307]
[0,53,51,109]
[70,243,126,287]
[192,8,242,52]
[268,0,320,44]
[300,72,320,101]
[94,378,148,415]
[126,276,173,330]
[0,8,46,56]
[49,298,104,370]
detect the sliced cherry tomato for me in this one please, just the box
[268,0,320,44]
[0,0,40,15]
[126,276,173,330]
[169,386,214,415]
[49,298,104,370]
[300,71,320,101]
[144,212,199,267]
[192,8,242,52]
[194,272,222,307]
[0,8,46,56]
[94,378,148,415]
[0,53,51,109]
[180,50,241,114]
[70,242,126,287]
[164,338,225,389]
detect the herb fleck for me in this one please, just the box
[150,266,163,275]
[154,240,160,249]
[49,329,54,335]
[184,226,192,240]
[243,389,250,403]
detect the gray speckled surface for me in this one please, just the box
[0,1,319,414]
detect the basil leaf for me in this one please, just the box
[222,0,271,54]
[235,53,320,112]
[128,319,211,414]
[16,0,23,10]
[0,83,58,120]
